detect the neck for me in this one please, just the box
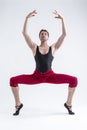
[40,41,48,47]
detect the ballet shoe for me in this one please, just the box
[13,103,23,116]
[64,103,75,115]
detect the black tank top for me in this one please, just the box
[34,46,54,73]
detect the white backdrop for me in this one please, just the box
[0,0,87,130]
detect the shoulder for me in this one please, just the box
[32,43,38,56]
[50,43,57,56]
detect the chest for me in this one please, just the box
[39,47,49,55]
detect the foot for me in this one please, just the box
[13,103,23,116]
[64,103,75,115]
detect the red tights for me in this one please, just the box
[10,70,78,88]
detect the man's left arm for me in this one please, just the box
[51,11,66,53]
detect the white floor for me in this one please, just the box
[0,105,87,130]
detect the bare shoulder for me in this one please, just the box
[51,43,57,55]
[31,43,37,56]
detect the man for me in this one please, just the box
[10,10,78,116]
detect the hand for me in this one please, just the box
[26,10,37,19]
[53,10,63,19]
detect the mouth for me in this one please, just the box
[42,36,45,39]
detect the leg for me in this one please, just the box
[65,77,78,114]
[64,87,76,114]
[11,86,23,115]
[46,72,78,114]
[66,87,76,106]
[11,86,21,106]
[10,73,41,115]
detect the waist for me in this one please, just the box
[34,69,54,76]
[35,67,52,73]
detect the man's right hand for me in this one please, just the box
[26,10,37,19]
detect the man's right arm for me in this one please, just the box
[22,10,37,54]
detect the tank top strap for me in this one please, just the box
[49,46,52,54]
[49,46,51,51]
[36,45,39,53]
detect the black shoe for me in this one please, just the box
[13,103,23,116]
[64,103,75,115]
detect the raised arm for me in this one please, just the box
[22,10,37,53]
[51,10,66,54]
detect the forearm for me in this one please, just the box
[22,10,37,36]
[22,16,34,49]
[22,17,28,36]
[61,18,66,36]
[53,17,66,50]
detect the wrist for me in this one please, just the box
[61,17,63,21]
[26,16,28,20]
[60,16,63,20]
[26,15,31,19]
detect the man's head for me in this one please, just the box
[39,29,49,42]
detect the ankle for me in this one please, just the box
[15,102,21,107]
[66,102,72,107]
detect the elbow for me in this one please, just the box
[62,32,66,38]
[22,30,28,37]
[22,30,24,35]
[22,31,26,37]
[63,32,66,37]
[65,31,67,36]
[64,31,67,36]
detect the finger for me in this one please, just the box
[54,16,59,18]
[33,10,37,14]
[32,10,36,12]
[54,10,57,13]
[53,11,59,17]
[54,10,58,14]
[53,10,56,14]
[53,12,57,15]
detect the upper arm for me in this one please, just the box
[54,34,66,49]
[51,34,66,55]
[22,33,34,48]
[22,33,37,55]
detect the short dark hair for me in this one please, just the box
[39,29,49,37]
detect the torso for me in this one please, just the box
[39,46,50,54]
[34,46,54,72]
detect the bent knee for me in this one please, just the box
[69,77,78,88]
[10,77,17,87]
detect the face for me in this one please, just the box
[39,31,49,42]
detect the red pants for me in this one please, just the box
[10,70,78,88]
